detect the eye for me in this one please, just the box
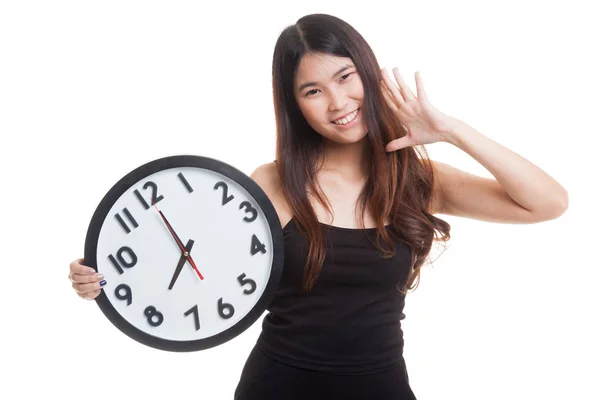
[340,72,353,81]
[305,89,320,97]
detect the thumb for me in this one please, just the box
[385,136,413,152]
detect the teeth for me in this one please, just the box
[333,109,358,125]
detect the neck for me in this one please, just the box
[318,137,369,181]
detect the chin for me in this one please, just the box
[324,130,368,146]
[333,123,369,142]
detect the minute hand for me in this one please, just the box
[154,205,204,280]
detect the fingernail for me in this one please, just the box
[99,280,107,287]
[96,274,104,280]
[87,268,96,274]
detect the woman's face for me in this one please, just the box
[294,53,368,145]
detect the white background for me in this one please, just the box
[1,1,598,399]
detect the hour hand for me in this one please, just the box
[168,239,195,290]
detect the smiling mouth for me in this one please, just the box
[331,108,359,125]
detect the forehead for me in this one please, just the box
[295,53,354,84]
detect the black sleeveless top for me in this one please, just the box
[256,216,413,375]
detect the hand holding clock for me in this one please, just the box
[69,258,106,300]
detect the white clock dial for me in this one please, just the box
[85,156,283,351]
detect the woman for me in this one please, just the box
[68,13,568,399]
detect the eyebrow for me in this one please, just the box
[297,64,354,93]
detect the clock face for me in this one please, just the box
[84,155,284,352]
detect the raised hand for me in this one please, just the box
[381,68,461,152]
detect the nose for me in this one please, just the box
[328,88,348,112]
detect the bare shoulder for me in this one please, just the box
[250,162,280,192]
[250,162,293,227]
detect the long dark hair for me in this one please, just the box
[272,14,451,294]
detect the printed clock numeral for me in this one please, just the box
[217,297,235,319]
[114,283,132,306]
[250,234,267,255]
[144,306,164,327]
[108,246,137,274]
[134,181,164,209]
[178,172,193,193]
[184,305,200,331]
[239,201,258,222]
[214,181,234,205]
[115,207,138,234]
[237,273,257,295]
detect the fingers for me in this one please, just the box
[381,82,399,112]
[69,258,105,300]
[72,279,106,298]
[414,71,428,103]
[382,68,405,106]
[392,67,416,103]
[70,258,96,276]
[70,270,104,284]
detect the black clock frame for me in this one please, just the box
[84,155,284,352]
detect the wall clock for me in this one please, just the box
[84,155,284,352]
